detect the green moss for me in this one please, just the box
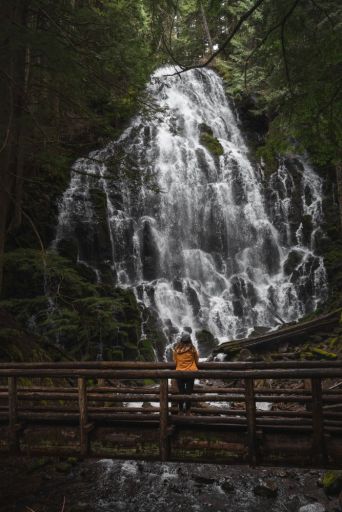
[327,337,338,347]
[312,347,337,359]
[143,378,157,386]
[199,124,224,156]
[322,470,342,495]
[139,338,155,361]
[1,248,144,362]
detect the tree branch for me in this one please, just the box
[243,0,300,91]
[308,0,335,29]
[162,0,267,77]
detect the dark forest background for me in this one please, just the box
[0,0,341,362]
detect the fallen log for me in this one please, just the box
[213,308,342,357]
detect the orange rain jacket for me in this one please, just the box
[173,344,199,371]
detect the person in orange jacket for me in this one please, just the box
[173,332,199,414]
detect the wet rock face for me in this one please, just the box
[253,479,279,498]
[141,221,160,281]
[195,329,219,357]
[232,92,269,152]
[54,67,328,345]
[284,249,304,275]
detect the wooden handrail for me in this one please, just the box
[0,361,341,369]
[1,362,341,465]
[0,368,341,379]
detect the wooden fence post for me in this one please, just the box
[311,377,326,465]
[245,377,256,466]
[8,376,19,453]
[78,377,89,457]
[159,378,169,461]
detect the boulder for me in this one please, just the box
[298,504,325,512]
[195,329,219,357]
[253,480,278,497]
[192,474,217,486]
[221,479,234,493]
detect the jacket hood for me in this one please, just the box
[174,343,195,354]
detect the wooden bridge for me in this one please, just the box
[0,361,342,468]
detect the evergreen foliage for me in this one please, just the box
[155,0,342,167]
[1,249,153,361]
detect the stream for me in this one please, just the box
[1,457,335,512]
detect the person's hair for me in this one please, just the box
[179,332,192,344]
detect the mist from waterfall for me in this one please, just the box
[54,66,328,344]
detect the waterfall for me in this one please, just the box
[54,66,328,344]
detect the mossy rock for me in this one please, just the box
[195,329,219,357]
[312,347,337,359]
[199,123,224,157]
[322,470,342,495]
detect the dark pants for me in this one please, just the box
[177,378,195,412]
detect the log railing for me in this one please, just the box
[0,361,341,465]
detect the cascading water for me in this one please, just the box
[54,66,327,346]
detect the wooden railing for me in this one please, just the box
[0,361,341,466]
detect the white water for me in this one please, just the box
[54,66,327,345]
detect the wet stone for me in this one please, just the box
[284,249,304,275]
[221,479,235,493]
[253,480,279,498]
[192,475,217,486]
[195,329,219,357]
[298,504,325,512]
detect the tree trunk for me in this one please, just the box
[0,0,29,295]
[199,1,214,56]
[336,163,342,238]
